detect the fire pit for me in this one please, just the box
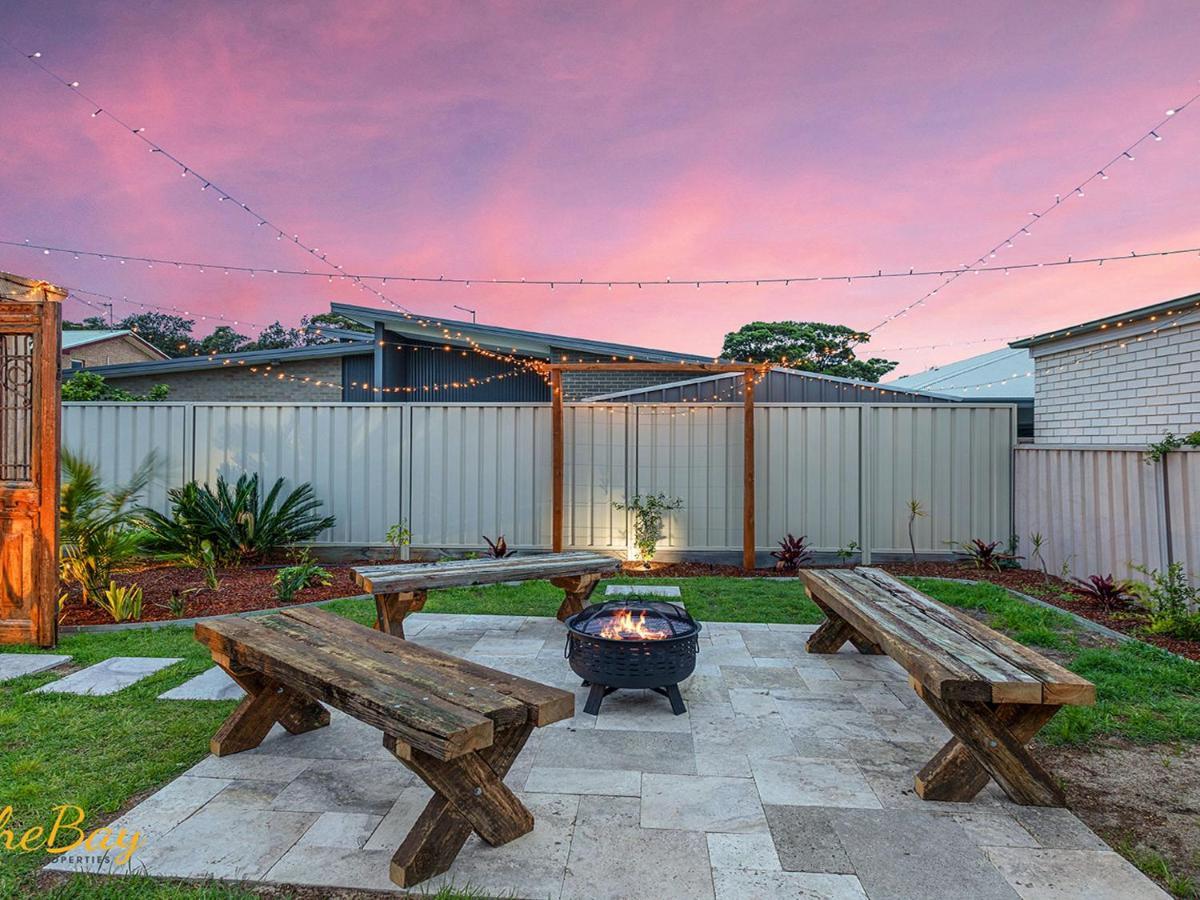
[564,599,702,716]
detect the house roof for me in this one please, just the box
[331,302,716,364]
[62,329,168,359]
[885,347,1033,399]
[1010,290,1200,350]
[82,338,372,378]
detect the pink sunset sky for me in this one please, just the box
[1,1,1198,376]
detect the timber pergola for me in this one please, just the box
[546,361,767,570]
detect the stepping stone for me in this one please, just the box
[33,656,181,697]
[159,667,246,701]
[0,653,70,681]
[605,584,682,598]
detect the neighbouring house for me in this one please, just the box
[61,329,167,369]
[885,346,1034,438]
[1010,290,1200,445]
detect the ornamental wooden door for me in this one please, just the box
[0,272,64,647]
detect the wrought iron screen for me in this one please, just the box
[1,333,34,481]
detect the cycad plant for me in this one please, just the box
[140,473,335,565]
[59,450,155,604]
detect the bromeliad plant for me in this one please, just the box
[771,534,812,572]
[273,553,333,602]
[95,581,144,623]
[951,538,1021,572]
[141,473,336,566]
[59,449,155,604]
[1071,574,1137,611]
[482,535,515,558]
[613,493,684,567]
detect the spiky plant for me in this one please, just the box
[482,535,515,558]
[770,534,812,572]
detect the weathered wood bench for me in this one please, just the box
[799,567,1095,807]
[353,551,621,637]
[194,606,574,887]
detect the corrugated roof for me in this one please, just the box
[886,347,1033,399]
[62,329,131,349]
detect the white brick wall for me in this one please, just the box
[1033,318,1200,444]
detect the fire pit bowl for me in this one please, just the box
[564,599,702,716]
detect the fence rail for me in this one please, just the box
[1014,445,1200,581]
[63,401,1016,561]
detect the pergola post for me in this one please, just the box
[550,368,564,553]
[743,367,756,570]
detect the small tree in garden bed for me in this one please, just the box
[906,499,926,564]
[771,534,812,572]
[614,493,684,567]
[140,473,336,566]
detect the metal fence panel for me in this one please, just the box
[564,404,628,551]
[62,402,190,513]
[191,403,403,546]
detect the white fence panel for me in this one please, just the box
[408,404,551,549]
[563,404,628,551]
[1013,447,1167,581]
[62,402,189,513]
[757,405,860,552]
[634,406,742,550]
[191,404,403,546]
[865,406,1015,555]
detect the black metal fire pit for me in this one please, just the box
[564,599,702,716]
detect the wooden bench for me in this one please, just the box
[353,551,621,637]
[799,567,1095,807]
[194,606,574,888]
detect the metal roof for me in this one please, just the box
[62,328,169,359]
[1010,290,1200,349]
[886,347,1033,399]
[84,339,372,378]
[331,302,716,364]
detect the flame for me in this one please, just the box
[597,607,670,640]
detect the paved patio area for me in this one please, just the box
[48,612,1165,899]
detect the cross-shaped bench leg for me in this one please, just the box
[911,681,1064,806]
[805,594,884,655]
[208,660,330,756]
[551,573,602,621]
[374,590,427,639]
[385,722,535,888]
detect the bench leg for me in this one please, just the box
[806,595,884,655]
[386,722,535,888]
[551,573,602,621]
[375,591,426,639]
[209,665,329,756]
[913,685,1064,806]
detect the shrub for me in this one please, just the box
[1131,563,1200,639]
[482,535,514,558]
[274,556,333,602]
[951,538,1020,572]
[141,474,335,566]
[95,581,144,623]
[835,540,860,564]
[62,370,169,402]
[771,534,812,572]
[613,493,684,565]
[59,450,155,604]
[1071,574,1136,611]
[386,520,412,557]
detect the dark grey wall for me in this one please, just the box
[604,369,952,404]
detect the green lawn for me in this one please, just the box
[5,574,1197,897]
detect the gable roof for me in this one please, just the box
[331,302,715,364]
[62,329,168,359]
[1010,290,1200,351]
[885,347,1033,399]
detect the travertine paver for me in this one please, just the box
[605,583,682,597]
[44,611,1164,899]
[158,666,245,701]
[0,653,70,680]
[32,656,181,696]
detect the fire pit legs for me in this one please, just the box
[656,683,687,715]
[579,680,687,716]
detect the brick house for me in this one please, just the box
[1010,290,1200,444]
[61,329,167,369]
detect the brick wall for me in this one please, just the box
[62,336,162,369]
[561,369,700,400]
[1033,319,1200,444]
[100,357,344,402]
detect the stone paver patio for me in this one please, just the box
[47,613,1166,899]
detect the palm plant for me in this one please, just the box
[59,450,156,604]
[140,473,336,566]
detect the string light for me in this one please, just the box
[9,238,1200,290]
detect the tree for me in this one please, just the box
[300,312,371,345]
[197,325,250,356]
[245,321,303,351]
[63,316,112,331]
[116,312,197,357]
[62,370,170,402]
[721,321,898,382]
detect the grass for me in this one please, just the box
[908,577,1200,746]
[1114,840,1199,899]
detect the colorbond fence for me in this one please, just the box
[63,401,1016,561]
[1014,445,1200,582]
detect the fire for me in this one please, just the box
[597,607,670,640]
